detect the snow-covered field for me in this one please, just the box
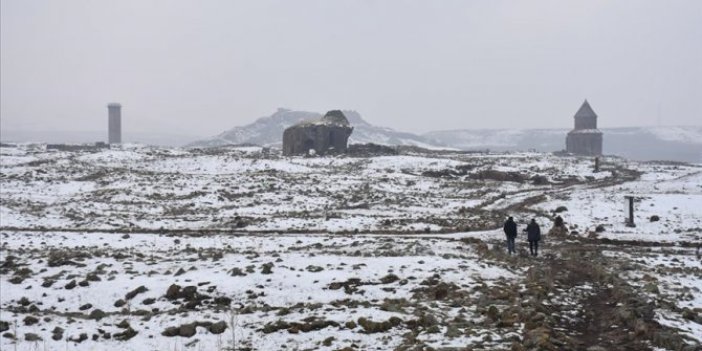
[1,144,700,350]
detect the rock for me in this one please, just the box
[162,326,179,337]
[0,321,9,332]
[18,297,31,306]
[114,299,126,308]
[306,265,324,273]
[23,316,39,326]
[261,263,274,275]
[555,206,568,213]
[643,283,660,294]
[89,309,106,320]
[650,215,660,222]
[113,327,138,341]
[79,303,93,311]
[69,333,88,343]
[64,280,77,290]
[116,320,131,329]
[213,296,231,306]
[142,298,156,305]
[208,321,227,334]
[165,284,181,299]
[322,336,335,346]
[486,305,499,321]
[595,225,606,233]
[179,323,197,337]
[230,268,247,277]
[357,317,398,333]
[180,286,198,301]
[682,308,698,321]
[51,327,64,341]
[380,274,400,284]
[345,321,357,329]
[125,285,148,300]
[25,333,42,341]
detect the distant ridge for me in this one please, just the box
[424,126,702,163]
[188,108,443,149]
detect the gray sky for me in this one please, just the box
[2,0,701,137]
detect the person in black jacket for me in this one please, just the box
[524,219,541,256]
[503,216,517,255]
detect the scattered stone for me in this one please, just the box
[23,316,39,326]
[208,321,227,334]
[165,284,181,299]
[380,274,400,284]
[25,333,42,342]
[69,333,88,343]
[113,327,138,341]
[555,206,568,213]
[51,327,64,341]
[230,268,247,277]
[89,309,106,320]
[261,263,274,275]
[306,265,324,273]
[64,280,77,290]
[125,285,148,300]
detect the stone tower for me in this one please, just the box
[566,100,603,156]
[108,103,122,144]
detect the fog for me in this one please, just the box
[1,0,701,138]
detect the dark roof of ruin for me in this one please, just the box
[321,110,350,126]
[288,110,352,129]
[574,100,597,119]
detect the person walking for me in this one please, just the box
[524,219,541,256]
[503,216,517,255]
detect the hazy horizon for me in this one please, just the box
[2,1,701,137]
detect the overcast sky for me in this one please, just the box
[1,0,701,137]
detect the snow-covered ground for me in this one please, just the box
[1,144,701,350]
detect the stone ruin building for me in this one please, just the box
[282,110,354,156]
[566,100,603,156]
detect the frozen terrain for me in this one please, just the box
[1,144,700,350]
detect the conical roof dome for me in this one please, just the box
[575,100,597,119]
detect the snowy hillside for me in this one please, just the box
[1,145,701,350]
[188,109,441,149]
[425,126,702,163]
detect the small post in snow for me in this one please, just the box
[594,157,600,173]
[625,196,636,227]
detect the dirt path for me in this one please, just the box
[489,237,702,351]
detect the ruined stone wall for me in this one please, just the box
[282,124,352,156]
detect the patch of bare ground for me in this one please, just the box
[499,238,702,351]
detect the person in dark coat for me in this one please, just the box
[503,216,517,255]
[524,219,541,256]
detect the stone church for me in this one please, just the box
[566,100,603,156]
[282,110,354,156]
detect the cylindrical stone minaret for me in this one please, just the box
[107,103,122,144]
